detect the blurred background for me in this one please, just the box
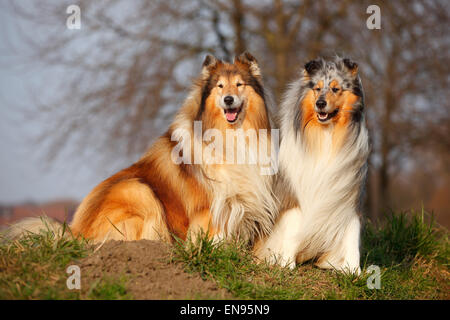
[0,0,448,228]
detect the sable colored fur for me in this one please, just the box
[9,53,277,245]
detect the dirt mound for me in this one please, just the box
[79,240,231,299]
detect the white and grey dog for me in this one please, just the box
[255,57,369,273]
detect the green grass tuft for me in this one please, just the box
[87,276,131,300]
[361,209,449,267]
[0,219,130,300]
[172,210,449,300]
[172,232,310,299]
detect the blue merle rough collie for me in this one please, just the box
[255,57,369,273]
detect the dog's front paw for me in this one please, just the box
[315,258,361,274]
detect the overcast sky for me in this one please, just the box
[0,3,115,204]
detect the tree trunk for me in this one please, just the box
[232,0,245,55]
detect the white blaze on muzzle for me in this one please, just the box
[218,95,244,123]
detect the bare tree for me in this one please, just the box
[8,0,450,221]
[354,0,450,218]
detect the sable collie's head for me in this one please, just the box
[198,52,268,129]
[300,57,364,127]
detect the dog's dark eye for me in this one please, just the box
[332,87,339,93]
[218,84,223,88]
[315,87,321,91]
[236,83,242,87]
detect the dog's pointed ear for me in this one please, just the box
[235,51,261,78]
[343,58,358,77]
[304,59,323,76]
[201,54,219,79]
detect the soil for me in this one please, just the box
[78,240,231,299]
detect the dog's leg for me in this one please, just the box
[315,214,361,274]
[339,214,362,274]
[254,207,302,269]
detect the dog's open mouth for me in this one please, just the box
[224,106,242,123]
[317,109,338,122]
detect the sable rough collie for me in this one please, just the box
[9,52,277,244]
[254,57,369,273]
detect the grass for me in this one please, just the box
[172,209,449,300]
[0,218,131,300]
[361,210,449,267]
[86,276,131,300]
[0,210,448,299]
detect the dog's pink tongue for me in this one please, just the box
[226,111,238,122]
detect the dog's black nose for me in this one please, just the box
[316,99,327,109]
[224,96,234,106]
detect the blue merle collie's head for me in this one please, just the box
[299,57,364,127]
